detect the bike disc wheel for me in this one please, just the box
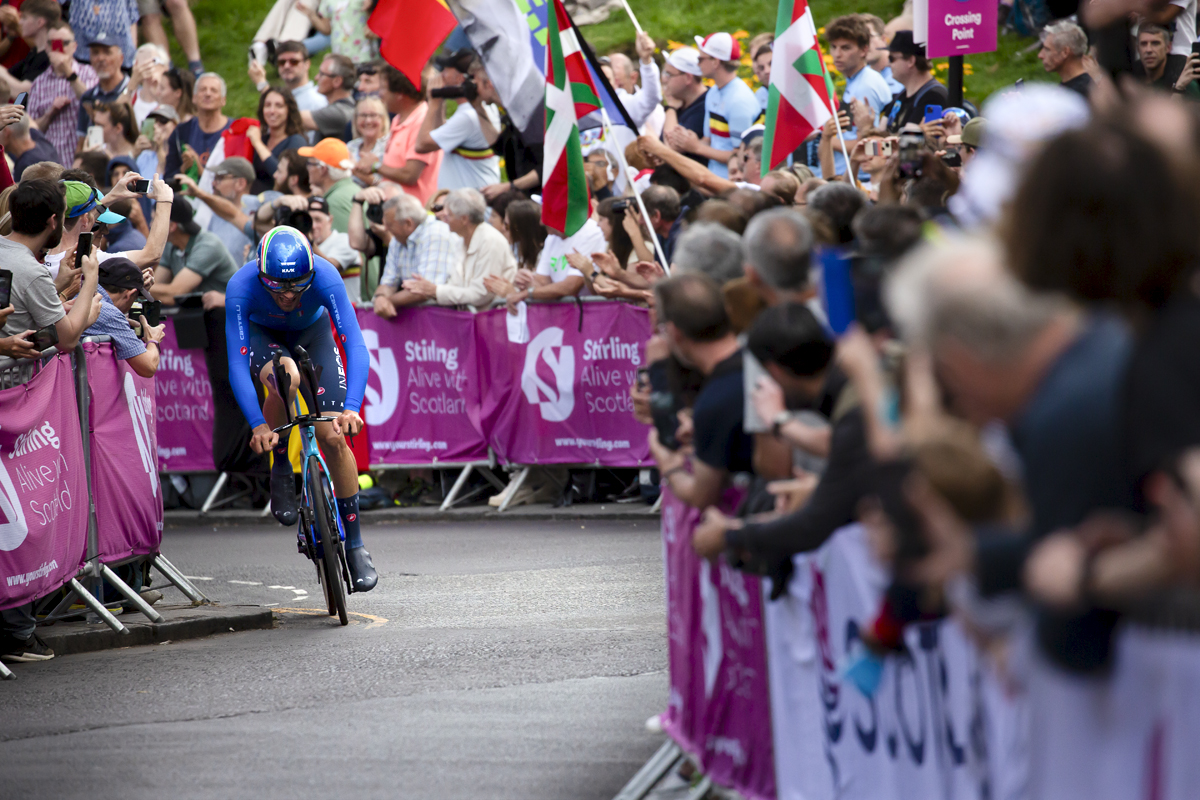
[308,455,348,626]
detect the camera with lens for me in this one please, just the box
[896,124,926,181]
[430,78,478,101]
[611,198,634,213]
[129,298,162,327]
[274,204,313,237]
[366,203,384,225]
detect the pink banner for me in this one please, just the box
[660,487,776,800]
[86,342,164,562]
[925,0,997,58]
[475,303,652,467]
[154,318,215,472]
[0,356,89,609]
[356,306,489,465]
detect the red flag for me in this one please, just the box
[368,0,458,89]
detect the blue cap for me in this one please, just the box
[89,29,123,49]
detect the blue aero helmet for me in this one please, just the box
[257,226,315,293]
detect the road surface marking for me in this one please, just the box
[183,576,214,581]
[268,585,296,590]
[228,580,262,585]
[273,607,388,629]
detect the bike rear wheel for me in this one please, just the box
[308,455,348,626]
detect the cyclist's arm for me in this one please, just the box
[225,278,269,430]
[318,261,368,415]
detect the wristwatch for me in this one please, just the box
[770,410,791,438]
[66,71,78,83]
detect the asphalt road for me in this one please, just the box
[0,518,668,800]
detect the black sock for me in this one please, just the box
[337,494,363,550]
[272,445,291,476]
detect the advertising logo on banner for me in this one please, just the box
[476,303,652,467]
[154,319,215,472]
[0,356,89,610]
[356,307,488,464]
[86,343,164,563]
[925,0,997,58]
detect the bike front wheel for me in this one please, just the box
[308,455,348,626]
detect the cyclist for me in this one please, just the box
[224,225,378,591]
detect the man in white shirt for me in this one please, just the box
[414,50,502,191]
[607,32,664,137]
[401,188,515,310]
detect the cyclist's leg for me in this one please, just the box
[248,324,301,525]
[294,319,377,591]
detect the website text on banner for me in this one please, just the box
[0,356,89,610]
[763,524,1018,800]
[475,302,652,467]
[355,307,488,465]
[85,342,165,564]
[925,0,997,58]
[660,487,776,800]
[154,319,215,473]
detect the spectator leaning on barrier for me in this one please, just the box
[299,136,356,233]
[151,198,238,305]
[88,256,166,378]
[164,72,231,180]
[307,194,361,299]
[660,47,708,167]
[300,54,355,141]
[504,207,604,305]
[3,111,59,181]
[414,50,502,193]
[249,41,327,114]
[648,272,753,511]
[403,187,515,311]
[371,191,460,318]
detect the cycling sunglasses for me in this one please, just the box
[259,271,315,294]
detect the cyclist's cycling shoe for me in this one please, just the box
[271,469,298,527]
[345,547,378,592]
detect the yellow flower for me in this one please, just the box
[818,26,825,34]
[667,39,685,51]
[936,62,949,71]
[964,65,974,75]
[733,30,749,39]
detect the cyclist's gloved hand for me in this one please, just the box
[334,410,363,437]
[250,423,280,454]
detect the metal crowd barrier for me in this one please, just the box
[0,339,209,680]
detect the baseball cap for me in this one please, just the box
[297,138,352,170]
[211,156,256,182]
[434,48,475,73]
[947,116,987,147]
[886,30,925,57]
[308,195,330,214]
[62,180,125,223]
[89,29,123,49]
[147,104,178,123]
[665,47,702,77]
[169,199,201,235]
[694,32,740,62]
[98,257,152,300]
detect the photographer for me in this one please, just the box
[352,66,441,205]
[370,191,461,319]
[414,50,502,193]
[86,257,166,378]
[176,157,261,263]
[647,272,752,511]
[150,199,238,305]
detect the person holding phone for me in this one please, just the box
[31,23,98,166]
[878,31,949,134]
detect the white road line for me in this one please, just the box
[228,580,262,585]
[265,603,279,607]
[268,585,296,590]
[183,576,214,581]
[291,589,308,595]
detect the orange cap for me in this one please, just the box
[297,137,352,170]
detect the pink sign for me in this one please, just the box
[474,303,652,467]
[660,486,776,800]
[154,319,215,472]
[355,307,489,465]
[925,0,997,58]
[86,343,164,562]
[0,356,89,609]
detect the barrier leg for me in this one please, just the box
[199,472,229,513]
[0,660,14,680]
[151,555,211,605]
[684,776,712,800]
[649,494,663,514]
[612,740,683,800]
[439,465,474,511]
[477,466,506,493]
[67,578,128,633]
[98,563,164,623]
[496,467,531,513]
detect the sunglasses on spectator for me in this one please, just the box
[277,57,305,67]
[431,204,444,212]
[259,272,315,294]
[356,65,378,75]
[317,71,338,79]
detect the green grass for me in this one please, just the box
[583,1,1052,107]
[155,0,1050,118]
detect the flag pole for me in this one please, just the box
[829,106,859,191]
[814,38,859,191]
[601,107,670,273]
[619,0,644,35]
